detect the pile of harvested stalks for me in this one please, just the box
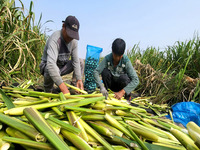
[133,59,200,105]
[0,81,200,150]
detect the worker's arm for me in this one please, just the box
[46,32,64,87]
[76,79,84,90]
[93,58,108,98]
[123,60,139,94]
[71,40,82,81]
[114,89,126,100]
[93,58,107,88]
[59,82,70,94]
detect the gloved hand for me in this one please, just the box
[100,86,108,99]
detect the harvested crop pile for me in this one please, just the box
[0,83,199,150]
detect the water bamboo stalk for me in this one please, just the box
[88,121,113,137]
[0,113,45,141]
[94,121,123,137]
[65,83,88,94]
[104,113,134,140]
[46,115,81,134]
[81,114,122,121]
[2,136,54,150]
[61,129,93,150]
[4,98,82,115]
[170,128,199,150]
[79,118,114,150]
[23,107,70,150]
[127,127,149,150]
[67,111,88,142]
[64,105,104,114]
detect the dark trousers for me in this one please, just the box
[101,68,130,92]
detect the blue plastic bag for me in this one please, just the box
[84,45,103,92]
[85,45,102,62]
[166,102,200,127]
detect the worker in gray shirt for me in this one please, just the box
[93,38,139,100]
[39,15,84,94]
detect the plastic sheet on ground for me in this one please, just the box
[166,102,200,127]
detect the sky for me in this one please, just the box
[15,0,200,59]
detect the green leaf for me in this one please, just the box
[114,136,178,150]
[0,89,15,109]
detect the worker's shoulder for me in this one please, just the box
[122,54,130,63]
[46,30,61,43]
[67,39,78,50]
[50,30,61,38]
[122,54,129,60]
[71,39,78,45]
[105,53,112,61]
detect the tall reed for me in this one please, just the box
[0,0,48,84]
[127,34,200,104]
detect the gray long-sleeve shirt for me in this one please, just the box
[40,30,81,86]
[93,53,139,94]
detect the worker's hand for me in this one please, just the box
[100,87,108,99]
[114,89,125,100]
[59,82,70,94]
[76,79,84,90]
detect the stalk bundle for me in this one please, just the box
[0,86,198,149]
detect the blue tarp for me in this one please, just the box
[166,102,200,127]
